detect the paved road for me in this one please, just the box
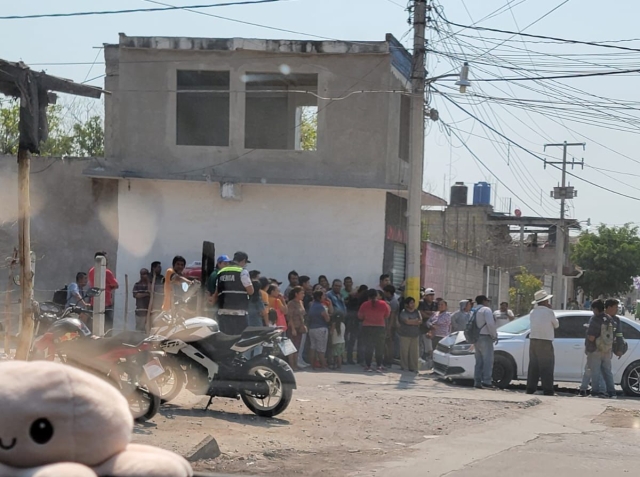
[356,394,640,476]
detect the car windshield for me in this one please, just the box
[498,315,531,334]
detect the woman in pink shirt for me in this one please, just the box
[358,289,391,373]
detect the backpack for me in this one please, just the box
[52,285,68,307]
[596,322,614,353]
[464,309,485,344]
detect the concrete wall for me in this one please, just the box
[422,242,509,310]
[103,44,409,189]
[113,179,387,328]
[0,156,119,334]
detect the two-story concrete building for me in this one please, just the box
[86,33,445,320]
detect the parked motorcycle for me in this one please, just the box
[31,312,165,423]
[154,283,297,417]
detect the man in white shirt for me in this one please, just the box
[526,290,559,396]
[474,295,498,389]
[493,302,515,328]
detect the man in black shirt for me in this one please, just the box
[585,298,621,398]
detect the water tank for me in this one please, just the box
[473,182,492,206]
[450,182,468,206]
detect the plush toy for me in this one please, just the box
[0,361,193,477]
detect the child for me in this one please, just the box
[267,308,278,328]
[330,313,346,370]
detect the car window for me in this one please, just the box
[620,318,640,340]
[555,315,590,339]
[498,315,530,334]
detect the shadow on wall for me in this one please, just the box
[0,156,119,307]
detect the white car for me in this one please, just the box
[433,310,640,397]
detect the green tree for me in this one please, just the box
[0,100,104,157]
[72,115,104,156]
[509,267,543,316]
[571,224,640,298]
[0,101,19,154]
[299,106,317,151]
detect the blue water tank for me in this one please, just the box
[473,182,492,206]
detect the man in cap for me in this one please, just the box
[473,295,497,389]
[212,251,254,335]
[419,288,438,366]
[451,298,474,333]
[526,290,559,395]
[206,254,231,297]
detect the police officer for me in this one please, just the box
[213,251,254,335]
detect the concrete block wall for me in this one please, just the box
[0,156,119,334]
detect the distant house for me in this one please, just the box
[87,33,445,323]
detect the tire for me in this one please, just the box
[622,360,640,397]
[157,360,186,404]
[132,383,161,423]
[493,354,514,389]
[114,366,161,423]
[240,360,294,418]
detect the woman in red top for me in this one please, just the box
[358,289,391,372]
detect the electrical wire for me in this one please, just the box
[0,0,284,20]
[436,89,640,203]
[434,8,640,54]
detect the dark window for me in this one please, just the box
[244,72,318,150]
[176,70,229,146]
[398,94,410,161]
[619,319,640,340]
[555,315,590,339]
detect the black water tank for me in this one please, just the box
[450,182,468,206]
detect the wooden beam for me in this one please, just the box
[0,58,103,99]
[14,148,33,361]
[35,72,102,99]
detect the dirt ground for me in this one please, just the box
[132,366,539,476]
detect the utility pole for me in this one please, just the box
[543,141,585,310]
[406,0,428,302]
[0,59,102,359]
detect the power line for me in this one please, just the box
[442,120,547,218]
[434,9,640,54]
[0,0,283,20]
[141,0,410,49]
[436,88,640,203]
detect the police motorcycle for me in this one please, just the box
[152,282,297,417]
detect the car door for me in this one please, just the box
[553,315,590,381]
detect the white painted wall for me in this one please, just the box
[113,180,387,329]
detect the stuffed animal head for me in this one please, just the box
[0,361,132,468]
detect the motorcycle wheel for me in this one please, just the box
[115,369,161,423]
[157,360,185,404]
[240,361,293,418]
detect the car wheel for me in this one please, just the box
[493,354,514,388]
[622,360,640,397]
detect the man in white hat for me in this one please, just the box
[526,290,559,396]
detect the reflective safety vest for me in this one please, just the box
[216,266,249,311]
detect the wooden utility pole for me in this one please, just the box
[0,59,102,359]
[543,141,585,310]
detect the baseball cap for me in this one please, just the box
[216,254,231,264]
[425,288,435,295]
[233,251,251,263]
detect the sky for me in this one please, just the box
[1,0,639,229]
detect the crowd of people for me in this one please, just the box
[62,250,522,377]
